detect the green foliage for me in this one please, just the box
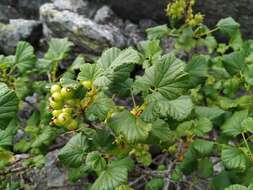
[1,1,253,189]
[0,83,18,129]
[58,133,88,167]
[221,147,248,172]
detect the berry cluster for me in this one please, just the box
[49,84,79,130]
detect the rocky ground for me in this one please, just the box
[1,0,253,189]
[1,0,253,55]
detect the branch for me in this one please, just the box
[163,141,184,190]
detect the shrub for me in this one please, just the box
[1,1,253,189]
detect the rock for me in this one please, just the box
[0,0,50,20]
[124,21,144,46]
[53,0,98,18]
[99,0,167,23]
[94,5,117,24]
[0,19,42,54]
[195,0,253,37]
[16,0,50,19]
[138,19,158,31]
[18,150,87,190]
[40,3,127,54]
[99,0,253,37]
[0,5,20,23]
[45,151,65,188]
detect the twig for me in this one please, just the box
[130,89,136,108]
[129,175,146,187]
[163,141,184,190]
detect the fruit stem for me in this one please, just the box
[242,132,253,157]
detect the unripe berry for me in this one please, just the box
[51,92,62,102]
[67,119,78,130]
[50,84,61,94]
[52,110,62,117]
[62,108,73,114]
[50,99,63,109]
[82,80,92,89]
[65,99,76,106]
[53,118,62,126]
[61,87,74,99]
[57,113,71,126]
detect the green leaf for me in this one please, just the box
[176,118,213,137]
[116,185,134,190]
[110,157,134,172]
[86,151,106,172]
[224,184,248,190]
[138,40,162,60]
[211,171,231,190]
[91,165,128,190]
[68,165,89,182]
[0,83,18,129]
[32,126,58,148]
[71,55,85,70]
[229,30,243,50]
[241,167,253,187]
[217,17,240,37]
[154,95,193,121]
[192,140,214,156]
[195,106,225,120]
[244,65,253,85]
[108,111,151,143]
[221,110,248,137]
[77,64,102,82]
[185,55,209,86]
[0,55,15,69]
[94,47,139,87]
[203,36,217,53]
[150,119,174,142]
[176,27,196,51]
[186,55,209,77]
[58,133,88,167]
[241,117,253,133]
[146,24,169,40]
[14,77,31,99]
[15,41,36,73]
[198,158,213,178]
[221,147,247,171]
[222,51,245,75]
[85,92,114,121]
[109,78,133,98]
[176,120,194,137]
[14,139,30,153]
[0,147,14,167]
[145,178,164,190]
[134,55,188,99]
[97,47,121,70]
[0,121,17,148]
[193,117,213,136]
[45,38,73,61]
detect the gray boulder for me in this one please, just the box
[0,0,50,20]
[94,5,119,24]
[12,150,87,190]
[40,3,127,54]
[0,19,42,54]
[0,4,20,23]
[99,0,253,37]
[15,0,50,19]
[53,0,98,18]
